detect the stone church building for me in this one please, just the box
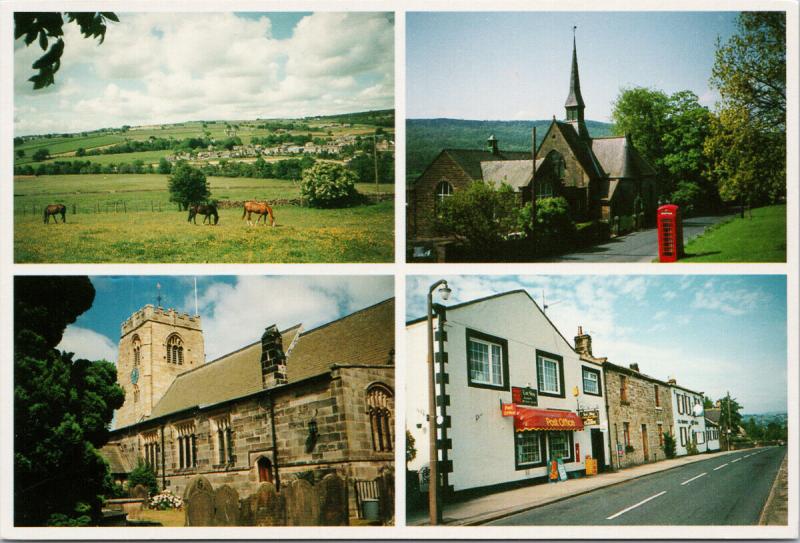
[100,300,395,512]
[407,37,659,245]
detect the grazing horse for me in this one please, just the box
[242,201,276,227]
[188,203,219,225]
[43,204,67,224]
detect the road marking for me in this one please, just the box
[681,472,707,485]
[744,454,752,458]
[731,458,742,463]
[606,491,667,520]
[713,463,729,471]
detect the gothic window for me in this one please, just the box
[132,335,141,367]
[366,384,394,453]
[176,423,197,469]
[434,181,454,213]
[133,385,140,403]
[142,432,159,474]
[214,417,234,466]
[166,334,184,365]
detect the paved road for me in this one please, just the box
[551,214,733,262]
[488,447,785,526]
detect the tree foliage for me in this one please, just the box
[435,181,520,250]
[405,430,417,465]
[300,162,359,208]
[717,395,744,436]
[167,161,210,210]
[662,432,677,459]
[14,276,125,526]
[14,12,118,89]
[127,459,158,497]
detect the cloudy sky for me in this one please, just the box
[57,275,394,363]
[407,275,787,414]
[14,12,394,136]
[407,11,740,121]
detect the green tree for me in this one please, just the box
[32,148,50,162]
[611,87,670,173]
[703,396,715,409]
[127,459,158,496]
[14,276,125,526]
[663,432,677,459]
[167,161,210,210]
[16,149,25,158]
[14,12,118,89]
[706,12,786,210]
[75,147,86,157]
[718,395,743,437]
[300,162,359,208]
[157,157,172,175]
[405,430,417,467]
[435,181,520,251]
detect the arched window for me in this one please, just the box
[366,384,394,452]
[435,181,454,213]
[133,385,140,403]
[166,334,184,365]
[257,456,273,483]
[132,335,141,367]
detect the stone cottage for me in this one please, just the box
[100,300,395,516]
[407,36,659,247]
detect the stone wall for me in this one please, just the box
[604,366,674,469]
[408,152,475,239]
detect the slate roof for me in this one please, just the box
[442,149,531,180]
[592,136,658,179]
[705,407,722,425]
[480,158,545,190]
[100,443,135,474]
[552,121,604,179]
[139,298,394,424]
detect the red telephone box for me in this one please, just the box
[657,204,684,262]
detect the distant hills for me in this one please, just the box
[742,412,787,426]
[406,118,614,180]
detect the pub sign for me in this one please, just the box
[578,408,600,426]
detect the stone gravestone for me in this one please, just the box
[130,484,149,500]
[213,484,240,526]
[317,473,348,526]
[238,495,254,527]
[183,475,215,526]
[252,482,284,526]
[283,478,319,526]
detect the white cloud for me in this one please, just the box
[14,12,394,135]
[692,287,766,316]
[58,326,118,363]
[190,276,393,360]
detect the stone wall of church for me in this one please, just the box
[408,152,475,240]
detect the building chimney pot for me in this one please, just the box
[260,325,287,388]
[574,326,592,356]
[629,363,640,372]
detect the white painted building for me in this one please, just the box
[406,290,611,494]
[668,381,708,456]
[705,418,721,452]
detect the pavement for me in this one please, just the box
[760,450,789,525]
[408,446,780,526]
[550,214,733,262]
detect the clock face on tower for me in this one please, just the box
[130,367,139,385]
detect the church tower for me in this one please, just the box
[564,31,590,140]
[115,305,205,428]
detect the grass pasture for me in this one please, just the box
[14,174,394,263]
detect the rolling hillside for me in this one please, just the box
[406,118,613,180]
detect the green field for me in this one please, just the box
[14,174,394,263]
[682,204,786,262]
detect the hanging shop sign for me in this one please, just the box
[514,407,585,431]
[501,403,517,417]
[512,386,538,407]
[578,408,600,426]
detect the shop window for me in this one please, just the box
[536,350,564,398]
[582,366,601,396]
[466,329,508,391]
[547,431,573,462]
[366,383,394,452]
[515,431,546,469]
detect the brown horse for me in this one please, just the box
[242,201,276,227]
[188,203,219,225]
[43,204,67,224]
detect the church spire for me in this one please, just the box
[564,26,589,140]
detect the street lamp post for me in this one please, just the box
[427,279,451,526]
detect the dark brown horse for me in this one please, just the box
[188,203,219,225]
[242,201,276,227]
[43,204,66,224]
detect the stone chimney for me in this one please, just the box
[667,377,677,385]
[260,325,287,388]
[629,363,640,372]
[487,134,499,155]
[574,326,592,356]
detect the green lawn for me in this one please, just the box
[14,174,394,263]
[682,204,786,262]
